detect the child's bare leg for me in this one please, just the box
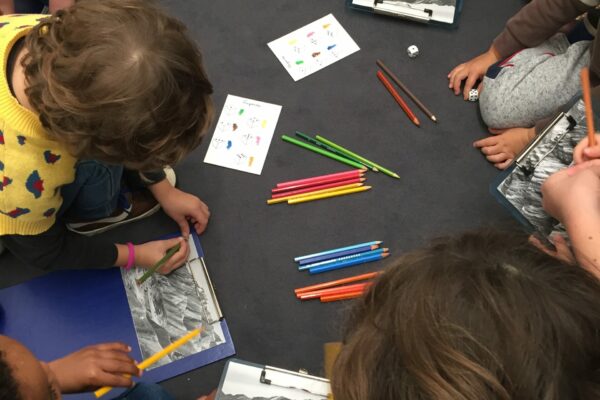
[473,127,536,169]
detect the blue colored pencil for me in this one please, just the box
[299,248,387,271]
[308,252,390,275]
[294,241,382,262]
[298,244,380,265]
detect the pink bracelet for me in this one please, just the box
[125,242,135,270]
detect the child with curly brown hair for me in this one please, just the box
[332,230,600,400]
[0,0,215,272]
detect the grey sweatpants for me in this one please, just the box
[479,33,591,129]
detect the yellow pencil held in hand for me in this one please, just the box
[94,328,202,398]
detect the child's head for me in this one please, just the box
[332,230,600,400]
[0,335,61,400]
[23,0,214,171]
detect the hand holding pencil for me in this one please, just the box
[134,237,189,278]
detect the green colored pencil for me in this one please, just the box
[136,242,182,285]
[281,135,366,170]
[315,135,400,179]
[295,131,377,172]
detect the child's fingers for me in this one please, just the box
[495,158,513,169]
[488,127,506,134]
[583,145,600,160]
[529,235,555,257]
[161,239,189,273]
[473,136,498,148]
[463,75,478,100]
[479,144,501,155]
[93,343,132,354]
[486,153,510,163]
[451,68,467,94]
[94,369,135,388]
[175,217,190,239]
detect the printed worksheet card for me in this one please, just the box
[204,95,282,175]
[268,14,360,81]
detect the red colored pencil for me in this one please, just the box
[580,68,597,147]
[320,290,365,302]
[272,173,365,195]
[298,282,370,300]
[272,177,365,199]
[276,170,364,189]
[377,70,420,127]
[294,271,381,295]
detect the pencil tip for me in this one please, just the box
[393,174,400,179]
[431,115,438,122]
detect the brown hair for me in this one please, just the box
[332,230,600,400]
[23,0,214,171]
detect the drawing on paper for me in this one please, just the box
[268,14,360,81]
[204,95,282,175]
[121,236,224,370]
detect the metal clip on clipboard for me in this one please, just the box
[514,111,577,175]
[351,0,432,23]
[259,365,331,398]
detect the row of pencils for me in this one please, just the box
[294,241,389,302]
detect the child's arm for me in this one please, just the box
[573,133,600,164]
[542,160,600,278]
[48,342,140,393]
[0,0,14,15]
[449,0,594,100]
[2,223,189,272]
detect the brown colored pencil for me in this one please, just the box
[580,67,597,147]
[377,70,420,127]
[377,59,437,123]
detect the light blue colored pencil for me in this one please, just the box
[308,252,390,275]
[294,241,382,262]
[299,248,387,271]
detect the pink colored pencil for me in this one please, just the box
[275,170,364,189]
[271,173,365,194]
[272,177,365,199]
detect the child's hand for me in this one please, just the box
[149,180,211,238]
[542,160,600,223]
[197,390,217,400]
[448,46,500,100]
[572,134,600,164]
[473,127,535,169]
[135,237,190,273]
[529,234,576,265]
[48,343,140,394]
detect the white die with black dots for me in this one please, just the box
[407,45,419,58]
[468,89,479,102]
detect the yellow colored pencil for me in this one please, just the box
[267,183,364,205]
[94,328,202,398]
[288,186,371,204]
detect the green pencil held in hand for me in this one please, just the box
[136,242,182,285]
[281,135,366,170]
[315,135,400,179]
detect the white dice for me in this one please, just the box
[407,45,419,58]
[468,88,479,102]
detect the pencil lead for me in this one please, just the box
[431,115,438,122]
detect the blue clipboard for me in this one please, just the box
[0,232,235,399]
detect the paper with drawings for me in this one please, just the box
[268,14,360,81]
[204,95,282,175]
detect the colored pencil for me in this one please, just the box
[376,59,437,123]
[267,183,364,205]
[297,244,379,265]
[315,135,400,179]
[282,135,367,169]
[295,271,381,294]
[377,70,420,127]
[295,131,377,171]
[136,242,181,285]
[94,328,202,398]
[299,248,387,271]
[272,174,364,194]
[309,252,389,275]
[287,185,371,205]
[276,169,364,188]
[320,290,365,302]
[298,282,370,300]
[295,241,381,262]
[272,177,365,198]
[580,68,597,147]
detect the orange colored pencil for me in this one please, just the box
[320,290,365,303]
[298,282,370,300]
[377,70,420,127]
[294,271,381,295]
[580,68,597,147]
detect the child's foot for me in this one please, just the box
[66,189,160,236]
[473,127,535,169]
